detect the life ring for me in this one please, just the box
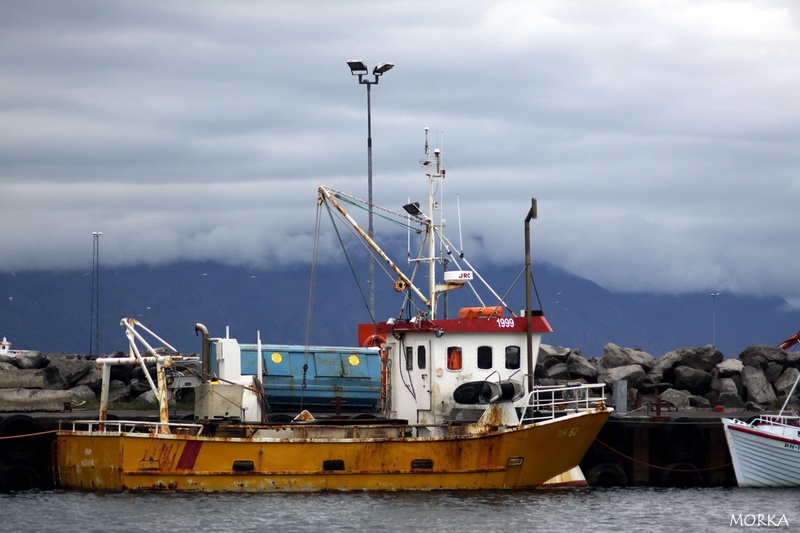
[585,462,628,487]
[0,415,42,464]
[361,334,386,348]
[661,417,705,462]
[393,279,408,292]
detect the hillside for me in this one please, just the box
[0,261,798,358]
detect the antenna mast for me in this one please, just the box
[419,127,446,319]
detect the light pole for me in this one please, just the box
[347,59,394,321]
[710,292,720,347]
[90,231,102,355]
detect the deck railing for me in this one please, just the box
[59,419,205,436]
[520,382,607,424]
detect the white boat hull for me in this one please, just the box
[722,416,800,487]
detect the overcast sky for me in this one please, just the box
[2,1,800,306]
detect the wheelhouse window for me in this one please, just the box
[405,346,413,371]
[477,346,492,369]
[446,346,462,371]
[417,345,426,369]
[505,346,521,370]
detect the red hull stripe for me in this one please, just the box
[176,440,203,469]
[729,423,800,446]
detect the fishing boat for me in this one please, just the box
[721,329,800,487]
[55,131,610,492]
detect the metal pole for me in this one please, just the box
[366,82,375,320]
[711,292,719,347]
[90,231,101,355]
[348,61,392,322]
[524,199,537,393]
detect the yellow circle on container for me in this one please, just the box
[348,354,360,366]
[271,352,283,364]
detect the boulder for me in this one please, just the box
[12,351,47,370]
[676,345,723,372]
[715,358,743,377]
[774,368,800,397]
[69,384,98,405]
[719,391,746,408]
[739,345,786,369]
[673,365,712,395]
[134,389,176,405]
[566,353,598,381]
[540,344,571,357]
[710,377,738,395]
[106,380,131,403]
[659,388,691,409]
[75,368,104,391]
[129,377,152,394]
[689,395,711,408]
[600,364,646,388]
[47,356,94,387]
[648,350,681,383]
[765,361,784,384]
[741,366,777,405]
[546,363,570,380]
[599,343,655,371]
[785,350,800,369]
[133,390,159,404]
[704,390,720,406]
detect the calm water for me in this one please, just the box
[1,487,797,532]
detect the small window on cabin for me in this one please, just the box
[446,346,463,371]
[477,346,492,369]
[417,345,426,369]
[505,346,521,370]
[405,346,413,371]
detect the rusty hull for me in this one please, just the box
[56,408,609,492]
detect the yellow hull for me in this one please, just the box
[56,410,608,492]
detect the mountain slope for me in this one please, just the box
[0,261,797,358]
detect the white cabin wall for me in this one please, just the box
[387,331,543,425]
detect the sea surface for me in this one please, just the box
[0,487,797,532]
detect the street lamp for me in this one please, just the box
[347,59,394,321]
[710,292,720,347]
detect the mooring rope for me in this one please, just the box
[593,437,732,472]
[0,429,58,439]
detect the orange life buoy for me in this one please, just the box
[361,334,386,348]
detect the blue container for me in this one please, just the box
[209,343,383,413]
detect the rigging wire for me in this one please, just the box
[322,198,375,325]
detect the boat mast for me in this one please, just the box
[425,128,438,319]
[416,127,445,319]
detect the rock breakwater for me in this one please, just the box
[0,342,797,412]
[538,342,800,411]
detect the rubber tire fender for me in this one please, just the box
[661,417,705,462]
[0,415,42,464]
[0,464,42,492]
[585,462,628,487]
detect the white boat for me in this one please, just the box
[722,329,800,487]
[0,337,22,357]
[721,415,800,487]
[56,131,611,492]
